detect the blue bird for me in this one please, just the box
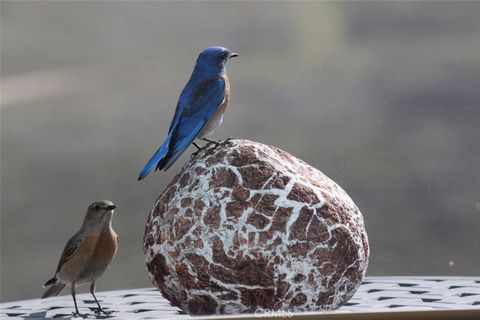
[138,47,238,180]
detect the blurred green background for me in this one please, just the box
[1,1,479,302]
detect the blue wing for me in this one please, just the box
[138,78,225,180]
[160,78,226,170]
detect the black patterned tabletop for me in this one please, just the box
[1,277,479,319]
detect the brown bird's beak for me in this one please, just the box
[106,204,116,210]
[229,53,239,59]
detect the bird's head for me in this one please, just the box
[83,200,116,230]
[194,46,238,76]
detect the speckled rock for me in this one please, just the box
[144,139,369,315]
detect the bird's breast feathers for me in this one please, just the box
[91,230,118,267]
[57,229,117,283]
[221,75,231,107]
[198,76,230,137]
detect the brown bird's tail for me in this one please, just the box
[41,278,66,298]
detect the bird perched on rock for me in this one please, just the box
[138,46,238,180]
[42,200,118,317]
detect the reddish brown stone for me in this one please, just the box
[246,212,269,229]
[238,165,273,189]
[239,288,275,310]
[309,247,331,266]
[293,274,306,283]
[265,236,282,250]
[175,262,199,289]
[211,236,237,268]
[194,167,207,175]
[193,239,204,249]
[146,254,170,282]
[188,295,218,315]
[217,291,238,301]
[184,208,194,218]
[289,207,314,241]
[168,248,180,259]
[194,199,205,212]
[144,139,369,315]
[174,217,193,239]
[159,185,177,205]
[270,207,292,232]
[187,179,200,192]
[203,206,221,228]
[287,182,321,204]
[317,289,335,306]
[287,242,311,257]
[210,167,236,188]
[225,200,246,218]
[276,280,290,299]
[257,231,272,245]
[178,172,190,187]
[291,293,307,306]
[231,231,244,250]
[232,185,250,201]
[181,197,192,208]
[271,173,291,190]
[184,253,209,269]
[252,194,279,216]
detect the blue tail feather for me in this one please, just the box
[138,136,171,180]
[159,120,206,171]
[160,146,188,171]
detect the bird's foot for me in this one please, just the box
[192,142,203,150]
[202,137,234,153]
[216,136,234,146]
[222,136,234,144]
[191,141,207,158]
[191,140,218,158]
[206,143,221,154]
[192,137,234,158]
[191,147,205,158]
[201,137,221,146]
[94,307,113,317]
[72,311,89,318]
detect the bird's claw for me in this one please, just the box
[96,308,112,314]
[72,311,88,318]
[203,139,220,146]
[191,149,202,158]
[212,140,221,146]
[205,143,221,155]
[94,308,113,317]
[192,137,234,158]
[216,137,234,145]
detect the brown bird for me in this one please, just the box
[42,200,118,317]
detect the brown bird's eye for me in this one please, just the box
[93,204,100,211]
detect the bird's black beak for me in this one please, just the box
[106,205,116,210]
[229,53,239,59]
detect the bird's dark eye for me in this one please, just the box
[221,52,228,59]
[93,204,100,211]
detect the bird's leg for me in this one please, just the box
[71,283,88,318]
[201,137,233,154]
[201,137,221,146]
[203,136,234,145]
[192,142,203,150]
[192,136,233,158]
[191,141,208,158]
[90,281,112,315]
